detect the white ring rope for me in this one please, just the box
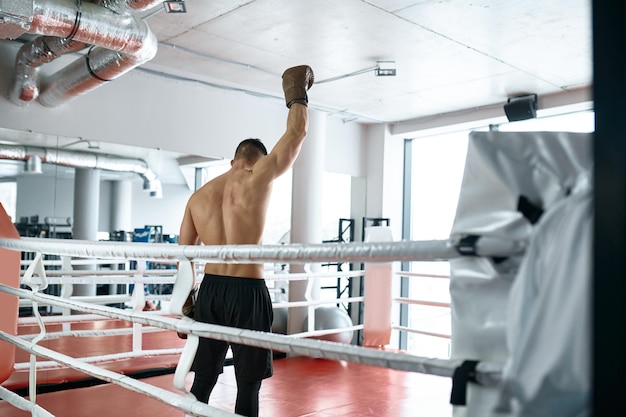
[33,275,176,285]
[20,258,143,267]
[18,325,166,341]
[20,269,362,287]
[284,325,364,339]
[13,348,184,372]
[271,296,364,309]
[0,236,515,416]
[0,284,502,386]
[0,331,237,417]
[17,313,166,326]
[18,294,169,307]
[394,297,451,308]
[393,326,451,340]
[39,269,177,276]
[0,385,55,417]
[22,269,163,277]
[397,271,450,279]
[18,288,363,310]
[265,269,365,280]
[0,236,525,263]
[53,268,361,279]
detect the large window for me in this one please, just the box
[404,109,594,358]
[407,131,469,358]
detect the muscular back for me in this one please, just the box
[178,102,309,279]
[180,165,273,278]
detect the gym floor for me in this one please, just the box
[1,320,453,416]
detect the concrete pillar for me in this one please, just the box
[72,168,100,296]
[287,109,326,335]
[110,180,132,232]
[109,179,132,296]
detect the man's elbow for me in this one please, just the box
[289,121,307,141]
[296,126,307,141]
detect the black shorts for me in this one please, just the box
[191,274,274,381]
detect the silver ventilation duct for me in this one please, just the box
[0,143,163,198]
[100,0,165,14]
[9,35,90,104]
[2,0,161,107]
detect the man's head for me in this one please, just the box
[233,138,268,165]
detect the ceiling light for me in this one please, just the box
[375,61,396,77]
[163,1,186,13]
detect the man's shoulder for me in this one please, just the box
[196,173,228,191]
[189,182,218,204]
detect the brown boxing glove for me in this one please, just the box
[282,65,314,108]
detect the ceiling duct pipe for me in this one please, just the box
[9,36,90,105]
[0,143,163,198]
[100,0,166,14]
[2,0,160,107]
[8,0,99,105]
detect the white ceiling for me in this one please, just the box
[139,0,592,123]
[0,0,593,183]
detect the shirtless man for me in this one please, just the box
[177,65,314,417]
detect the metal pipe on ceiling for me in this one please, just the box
[2,0,161,107]
[9,36,90,105]
[0,143,163,198]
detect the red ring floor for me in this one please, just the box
[1,319,453,416]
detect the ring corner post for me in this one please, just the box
[0,202,21,384]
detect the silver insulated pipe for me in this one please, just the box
[100,0,165,14]
[5,0,161,107]
[0,143,163,198]
[9,35,90,104]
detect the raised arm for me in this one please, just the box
[254,65,314,181]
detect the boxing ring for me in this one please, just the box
[0,130,592,417]
[0,229,518,417]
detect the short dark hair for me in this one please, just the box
[234,138,268,162]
